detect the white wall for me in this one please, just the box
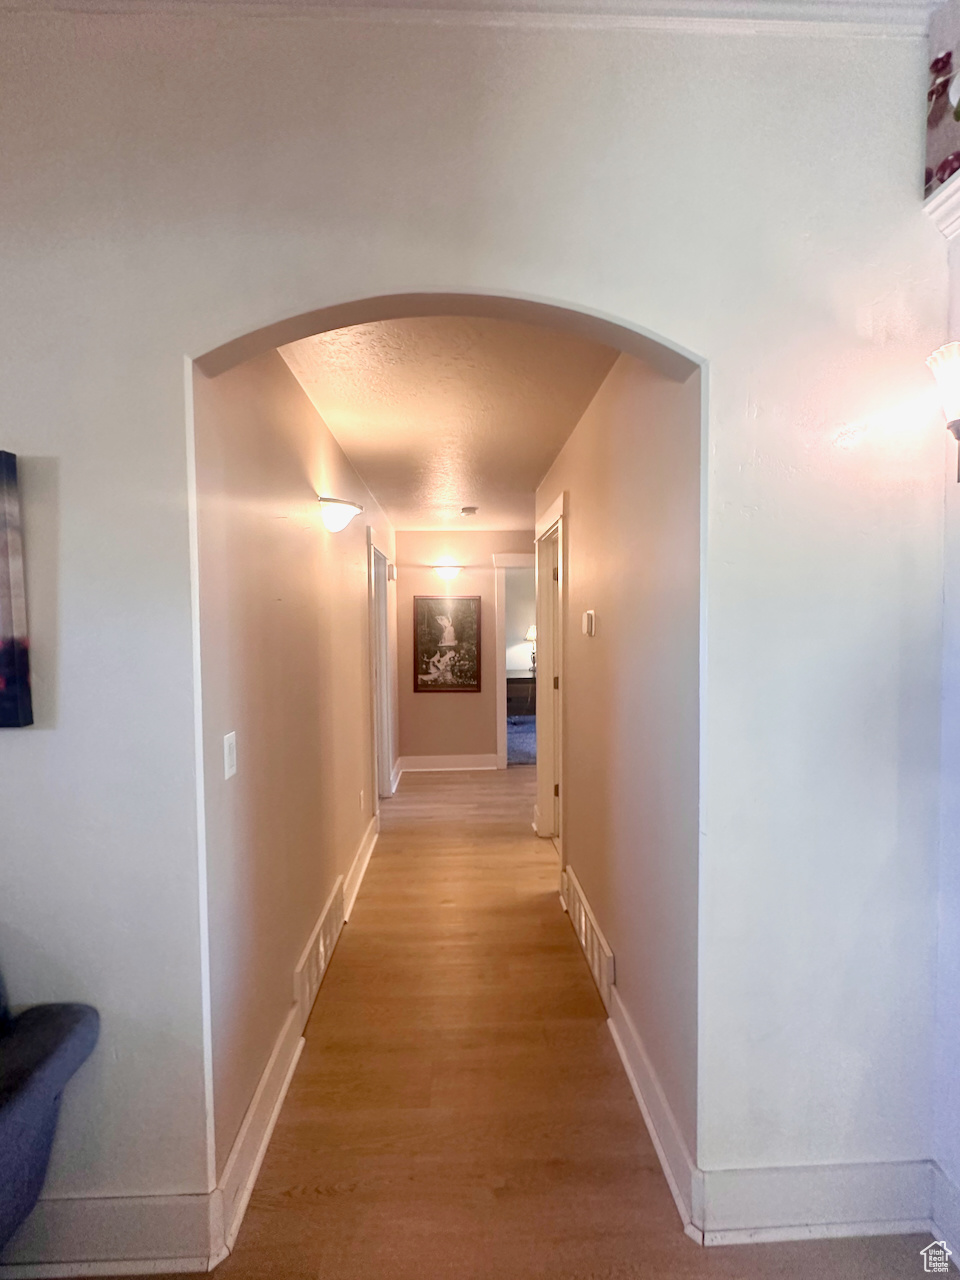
[538,354,702,1154]
[0,4,947,1256]
[936,233,960,1219]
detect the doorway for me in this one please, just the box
[505,558,537,766]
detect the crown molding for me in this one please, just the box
[0,0,932,37]
[926,169,960,241]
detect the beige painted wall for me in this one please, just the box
[193,351,396,1172]
[397,530,533,760]
[538,354,702,1154]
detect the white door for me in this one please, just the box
[535,522,562,850]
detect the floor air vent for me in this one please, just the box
[561,865,615,1013]
[294,876,345,1028]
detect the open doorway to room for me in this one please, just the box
[505,564,537,766]
[495,554,537,766]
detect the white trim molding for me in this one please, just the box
[213,1010,305,1260]
[344,815,379,920]
[535,491,566,542]
[934,1163,960,1260]
[926,170,960,241]
[1,817,381,1278]
[389,759,402,794]
[608,986,940,1246]
[492,553,535,569]
[0,0,930,37]
[396,753,498,772]
[608,987,704,1242]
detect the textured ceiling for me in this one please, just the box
[279,317,618,531]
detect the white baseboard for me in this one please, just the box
[389,759,402,794]
[214,1006,305,1257]
[0,816,384,1279]
[561,866,615,1012]
[933,1162,960,1259]
[0,1262,209,1278]
[607,986,703,1242]
[609,986,939,1247]
[699,1161,933,1245]
[344,814,379,920]
[0,1195,213,1275]
[396,753,498,772]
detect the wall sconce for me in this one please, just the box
[318,496,364,531]
[525,624,537,675]
[927,342,960,480]
[433,558,463,581]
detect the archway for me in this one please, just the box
[189,290,706,1252]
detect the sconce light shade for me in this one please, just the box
[927,342,960,436]
[433,558,463,581]
[318,497,364,532]
[524,625,537,643]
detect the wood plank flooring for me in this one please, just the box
[174,768,928,1278]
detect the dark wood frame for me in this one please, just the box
[413,595,481,693]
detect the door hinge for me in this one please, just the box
[554,783,560,797]
[553,676,559,689]
[553,567,559,581]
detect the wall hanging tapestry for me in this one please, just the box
[414,596,481,692]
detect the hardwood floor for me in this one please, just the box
[171,768,927,1278]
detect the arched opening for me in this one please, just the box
[189,291,706,1263]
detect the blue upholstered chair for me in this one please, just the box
[0,970,99,1251]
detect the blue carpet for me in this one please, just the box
[507,715,536,765]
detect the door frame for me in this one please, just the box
[366,527,396,810]
[534,492,566,853]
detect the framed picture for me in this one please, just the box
[414,596,481,693]
[0,451,33,728]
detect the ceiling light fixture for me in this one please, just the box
[433,557,463,581]
[927,342,960,480]
[317,496,364,532]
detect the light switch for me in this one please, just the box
[224,732,237,779]
[582,610,596,637]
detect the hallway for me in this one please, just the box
[145,768,930,1280]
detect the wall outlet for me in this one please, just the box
[359,788,365,811]
[223,732,237,779]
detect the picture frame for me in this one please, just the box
[413,595,481,693]
[0,451,34,728]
